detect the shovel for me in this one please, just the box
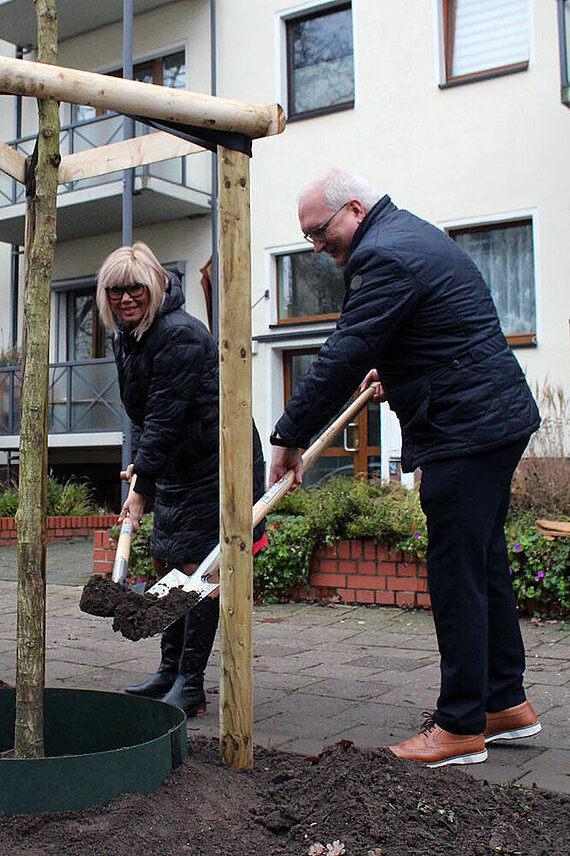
[146,385,376,605]
[111,475,146,593]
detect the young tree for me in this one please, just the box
[14,0,60,758]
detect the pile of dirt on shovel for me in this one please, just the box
[79,576,199,640]
[0,736,568,856]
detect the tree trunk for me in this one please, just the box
[14,0,60,759]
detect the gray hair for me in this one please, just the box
[299,169,380,213]
[96,242,169,339]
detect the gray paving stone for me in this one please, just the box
[0,550,567,795]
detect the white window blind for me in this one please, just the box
[450,0,529,78]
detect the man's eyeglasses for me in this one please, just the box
[105,283,147,302]
[303,202,349,244]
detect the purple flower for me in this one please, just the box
[513,544,522,552]
[413,531,420,538]
[534,571,545,582]
[509,567,514,575]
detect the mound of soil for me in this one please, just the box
[0,737,567,855]
[79,577,199,640]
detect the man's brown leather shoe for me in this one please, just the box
[389,714,487,768]
[484,701,541,744]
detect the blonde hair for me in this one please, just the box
[96,242,169,339]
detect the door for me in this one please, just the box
[283,349,381,487]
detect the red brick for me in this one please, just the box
[396,592,416,608]
[337,588,355,603]
[375,591,396,605]
[416,593,432,608]
[318,559,339,574]
[418,561,428,578]
[363,542,376,561]
[396,562,418,577]
[350,541,363,560]
[376,544,391,562]
[93,548,106,561]
[338,559,357,573]
[376,560,399,575]
[354,560,377,575]
[349,574,387,590]
[355,589,375,604]
[387,577,425,592]
[324,544,339,559]
[310,572,346,588]
[312,545,327,559]
[337,540,351,559]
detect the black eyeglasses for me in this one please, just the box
[303,202,349,244]
[105,283,147,302]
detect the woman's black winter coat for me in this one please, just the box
[114,274,265,563]
[275,196,540,471]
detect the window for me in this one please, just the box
[448,219,536,345]
[73,50,186,123]
[442,0,529,86]
[276,249,345,323]
[56,282,113,361]
[285,2,354,120]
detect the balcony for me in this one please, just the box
[0,112,212,243]
[0,0,182,46]
[0,358,123,449]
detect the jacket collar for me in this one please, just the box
[348,194,394,257]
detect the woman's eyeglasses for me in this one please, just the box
[105,283,147,302]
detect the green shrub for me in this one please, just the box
[0,474,98,517]
[506,510,570,617]
[109,513,156,584]
[0,484,19,517]
[253,513,315,603]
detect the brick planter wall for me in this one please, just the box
[92,529,118,576]
[92,531,430,608]
[0,515,116,548]
[308,540,430,609]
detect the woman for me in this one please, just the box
[97,241,266,716]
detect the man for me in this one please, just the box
[268,169,542,768]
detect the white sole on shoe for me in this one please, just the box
[484,722,542,744]
[426,748,488,768]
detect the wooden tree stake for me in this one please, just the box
[14,0,60,759]
[217,145,253,770]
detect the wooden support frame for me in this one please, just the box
[0,54,285,771]
[218,146,254,770]
[57,132,205,184]
[0,56,285,139]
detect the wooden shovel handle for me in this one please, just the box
[252,385,375,528]
[111,474,137,584]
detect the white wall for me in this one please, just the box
[214,0,570,455]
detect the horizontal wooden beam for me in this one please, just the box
[0,140,26,183]
[58,131,205,184]
[0,57,286,140]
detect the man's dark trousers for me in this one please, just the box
[419,437,530,735]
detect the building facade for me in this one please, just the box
[0,0,569,503]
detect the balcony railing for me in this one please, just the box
[0,112,211,208]
[0,358,122,437]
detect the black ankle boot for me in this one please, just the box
[125,615,185,697]
[161,596,219,716]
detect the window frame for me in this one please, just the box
[281,0,355,122]
[446,215,538,347]
[440,0,530,89]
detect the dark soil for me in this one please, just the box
[79,577,199,640]
[0,737,568,856]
